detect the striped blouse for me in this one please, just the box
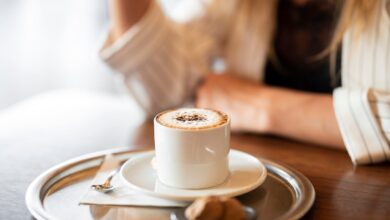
[100,0,390,165]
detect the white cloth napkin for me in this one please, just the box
[79,154,188,207]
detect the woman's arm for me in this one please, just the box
[102,1,220,116]
[109,0,151,40]
[267,85,344,149]
[196,74,344,149]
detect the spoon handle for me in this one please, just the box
[103,168,120,185]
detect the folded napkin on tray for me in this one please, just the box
[79,154,188,207]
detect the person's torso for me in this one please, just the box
[264,0,341,93]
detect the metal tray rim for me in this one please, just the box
[25,147,315,220]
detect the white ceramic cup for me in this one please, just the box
[154,109,230,189]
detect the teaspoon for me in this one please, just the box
[90,168,120,193]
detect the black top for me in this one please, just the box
[264,0,341,94]
[264,50,341,93]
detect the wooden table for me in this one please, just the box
[0,93,389,219]
[133,123,390,220]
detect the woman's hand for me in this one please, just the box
[195,73,344,149]
[195,74,272,133]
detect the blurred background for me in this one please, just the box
[0,0,200,110]
[0,0,113,110]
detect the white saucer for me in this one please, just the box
[120,150,267,201]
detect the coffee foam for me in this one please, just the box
[156,108,228,130]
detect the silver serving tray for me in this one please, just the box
[26,148,315,220]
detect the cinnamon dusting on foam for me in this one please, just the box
[156,108,228,130]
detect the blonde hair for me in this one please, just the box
[330,0,379,54]
[326,0,379,84]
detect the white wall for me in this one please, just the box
[0,0,115,110]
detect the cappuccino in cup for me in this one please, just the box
[156,108,228,130]
[154,108,230,189]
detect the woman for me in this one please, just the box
[100,0,390,165]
